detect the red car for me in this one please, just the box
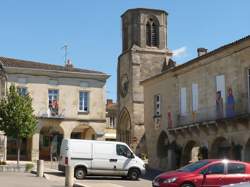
[152,159,250,187]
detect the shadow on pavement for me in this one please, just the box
[141,168,163,181]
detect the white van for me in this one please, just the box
[58,139,146,180]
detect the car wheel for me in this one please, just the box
[128,168,140,180]
[181,183,194,187]
[74,167,87,179]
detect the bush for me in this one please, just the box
[0,161,6,165]
[25,163,34,172]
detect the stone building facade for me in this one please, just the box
[104,99,117,141]
[0,62,7,161]
[0,62,6,98]
[0,57,109,161]
[141,35,250,170]
[117,8,171,153]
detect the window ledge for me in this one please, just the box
[78,111,89,115]
[153,114,162,118]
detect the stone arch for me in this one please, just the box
[156,131,169,169]
[182,140,200,165]
[39,124,64,160]
[71,125,96,140]
[118,107,132,146]
[157,131,169,158]
[244,138,250,162]
[211,137,231,159]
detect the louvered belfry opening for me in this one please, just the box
[146,18,159,47]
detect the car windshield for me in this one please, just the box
[177,160,210,172]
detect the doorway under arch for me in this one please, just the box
[182,140,199,165]
[118,108,132,146]
[39,125,64,160]
[211,137,231,159]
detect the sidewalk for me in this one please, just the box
[0,172,63,187]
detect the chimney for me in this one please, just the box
[106,99,113,106]
[197,48,208,57]
[65,59,73,70]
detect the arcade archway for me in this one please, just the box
[71,125,96,140]
[211,137,231,159]
[118,108,132,145]
[39,125,64,160]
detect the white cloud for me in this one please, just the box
[172,46,187,58]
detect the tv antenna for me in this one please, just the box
[61,44,68,65]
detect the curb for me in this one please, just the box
[74,183,88,187]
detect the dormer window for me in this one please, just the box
[146,18,159,47]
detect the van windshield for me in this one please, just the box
[177,160,210,172]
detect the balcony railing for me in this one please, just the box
[37,108,65,119]
[177,102,249,126]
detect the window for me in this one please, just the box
[192,83,198,112]
[178,160,210,172]
[180,87,187,115]
[146,18,159,47]
[17,87,28,96]
[154,94,161,116]
[206,163,224,174]
[227,163,245,174]
[116,144,132,157]
[48,90,59,116]
[79,91,89,112]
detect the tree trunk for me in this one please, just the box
[17,138,22,167]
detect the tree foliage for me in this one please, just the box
[0,85,37,138]
[0,85,37,165]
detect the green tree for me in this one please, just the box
[0,85,37,166]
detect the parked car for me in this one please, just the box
[58,139,145,180]
[222,182,250,187]
[152,159,250,187]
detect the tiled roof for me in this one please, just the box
[0,56,106,75]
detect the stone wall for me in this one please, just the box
[142,36,250,170]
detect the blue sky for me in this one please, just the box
[0,1,249,101]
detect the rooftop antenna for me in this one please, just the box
[61,44,68,65]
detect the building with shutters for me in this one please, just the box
[141,35,250,170]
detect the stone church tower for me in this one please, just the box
[117,8,172,153]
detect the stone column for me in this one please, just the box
[167,149,176,170]
[31,133,40,161]
[65,166,74,187]
[37,160,44,177]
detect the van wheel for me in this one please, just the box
[181,183,194,187]
[75,167,87,179]
[128,168,140,180]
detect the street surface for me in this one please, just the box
[0,172,63,187]
[0,161,161,187]
[45,170,154,187]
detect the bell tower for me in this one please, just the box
[117,8,171,153]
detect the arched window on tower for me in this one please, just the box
[146,22,151,46]
[146,18,159,47]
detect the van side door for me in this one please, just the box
[91,142,116,173]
